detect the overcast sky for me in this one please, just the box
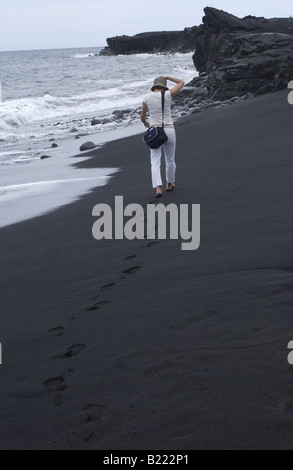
[1,0,293,51]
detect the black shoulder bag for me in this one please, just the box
[143,91,168,149]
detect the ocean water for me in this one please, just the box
[0,47,197,227]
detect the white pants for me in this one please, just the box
[150,127,176,188]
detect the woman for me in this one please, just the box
[141,76,185,197]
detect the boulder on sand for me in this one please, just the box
[79,141,96,152]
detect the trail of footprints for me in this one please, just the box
[43,222,160,443]
[41,252,293,446]
[85,218,160,311]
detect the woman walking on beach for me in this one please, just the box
[141,76,184,197]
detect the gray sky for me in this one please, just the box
[1,0,293,51]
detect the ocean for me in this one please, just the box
[0,47,197,227]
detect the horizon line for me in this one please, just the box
[0,45,106,53]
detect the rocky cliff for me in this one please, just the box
[99,7,293,115]
[99,28,197,55]
[192,7,293,100]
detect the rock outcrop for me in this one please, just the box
[99,28,197,55]
[193,7,293,100]
[98,7,293,118]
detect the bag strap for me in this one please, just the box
[161,91,165,129]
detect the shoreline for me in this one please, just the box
[0,122,143,228]
[1,90,293,449]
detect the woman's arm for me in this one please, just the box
[160,76,185,97]
[141,101,150,128]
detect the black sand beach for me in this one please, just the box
[1,89,293,450]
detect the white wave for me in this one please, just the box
[71,52,98,58]
[0,150,24,156]
[126,52,194,58]
[0,47,197,161]
[6,155,36,165]
[0,177,110,201]
[0,149,38,166]
[0,90,142,134]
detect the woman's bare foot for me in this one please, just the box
[156,186,163,198]
[166,183,175,192]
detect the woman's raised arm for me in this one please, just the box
[160,76,185,97]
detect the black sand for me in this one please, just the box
[1,90,293,449]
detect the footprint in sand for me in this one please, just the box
[124,254,137,260]
[145,241,159,248]
[83,404,106,422]
[44,376,67,392]
[47,326,64,337]
[56,343,86,359]
[101,282,116,291]
[123,266,141,275]
[86,300,110,311]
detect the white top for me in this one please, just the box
[143,91,174,128]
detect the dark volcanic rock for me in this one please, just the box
[99,8,293,117]
[112,109,132,119]
[193,7,293,100]
[99,28,197,55]
[79,141,96,152]
[172,72,253,117]
[91,118,101,126]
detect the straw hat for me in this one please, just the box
[151,77,169,91]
